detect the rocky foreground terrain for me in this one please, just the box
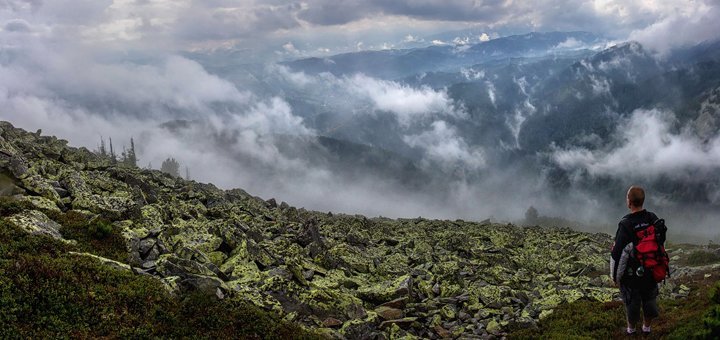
[0,121,696,338]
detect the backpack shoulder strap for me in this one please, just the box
[652,218,667,246]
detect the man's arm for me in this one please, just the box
[610,222,631,284]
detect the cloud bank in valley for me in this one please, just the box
[1,0,720,243]
[0,29,493,221]
[552,109,720,181]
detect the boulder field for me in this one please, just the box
[0,121,683,338]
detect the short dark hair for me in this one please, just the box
[627,186,645,207]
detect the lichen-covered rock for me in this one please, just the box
[72,194,134,218]
[21,174,61,202]
[21,195,61,212]
[0,121,634,338]
[358,275,413,304]
[6,209,63,239]
[69,251,132,271]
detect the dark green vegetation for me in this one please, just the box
[53,210,127,262]
[0,200,316,339]
[682,250,720,267]
[510,266,720,339]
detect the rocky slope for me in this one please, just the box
[0,121,687,338]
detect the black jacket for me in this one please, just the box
[610,209,660,289]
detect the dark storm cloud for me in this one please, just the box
[3,18,30,32]
[171,2,303,41]
[298,0,512,26]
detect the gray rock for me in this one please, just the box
[268,267,294,281]
[144,245,160,262]
[139,238,156,255]
[7,210,63,240]
[141,260,157,269]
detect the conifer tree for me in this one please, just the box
[160,157,180,177]
[109,137,117,164]
[98,137,107,157]
[127,138,138,167]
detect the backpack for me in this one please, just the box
[634,218,670,282]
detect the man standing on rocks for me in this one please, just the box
[610,186,661,335]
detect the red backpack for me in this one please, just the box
[634,218,670,282]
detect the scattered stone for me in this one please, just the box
[69,251,131,272]
[441,304,457,320]
[379,317,418,330]
[322,317,343,328]
[141,260,157,269]
[486,319,501,334]
[375,306,404,321]
[434,324,451,338]
[378,297,408,309]
[266,198,277,209]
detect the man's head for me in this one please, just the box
[626,186,645,210]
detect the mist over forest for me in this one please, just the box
[3,0,720,243]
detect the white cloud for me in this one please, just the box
[628,0,720,53]
[403,34,422,43]
[343,74,460,126]
[554,37,582,49]
[479,33,490,42]
[485,81,496,107]
[283,41,298,54]
[404,120,486,172]
[452,36,470,45]
[588,74,611,96]
[552,109,720,179]
[270,66,464,126]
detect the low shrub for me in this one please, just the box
[0,196,33,217]
[684,250,720,267]
[510,300,625,339]
[50,210,128,263]
[0,220,318,339]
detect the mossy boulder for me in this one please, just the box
[6,209,63,240]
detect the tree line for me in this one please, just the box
[95,137,190,180]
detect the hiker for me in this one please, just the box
[610,186,669,336]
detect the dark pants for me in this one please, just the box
[620,285,660,325]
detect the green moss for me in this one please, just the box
[0,220,319,339]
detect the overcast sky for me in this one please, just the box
[1,0,719,60]
[2,0,720,234]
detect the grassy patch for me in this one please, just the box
[682,250,720,267]
[510,273,720,339]
[50,210,128,263]
[0,196,33,217]
[510,300,625,339]
[0,218,319,339]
